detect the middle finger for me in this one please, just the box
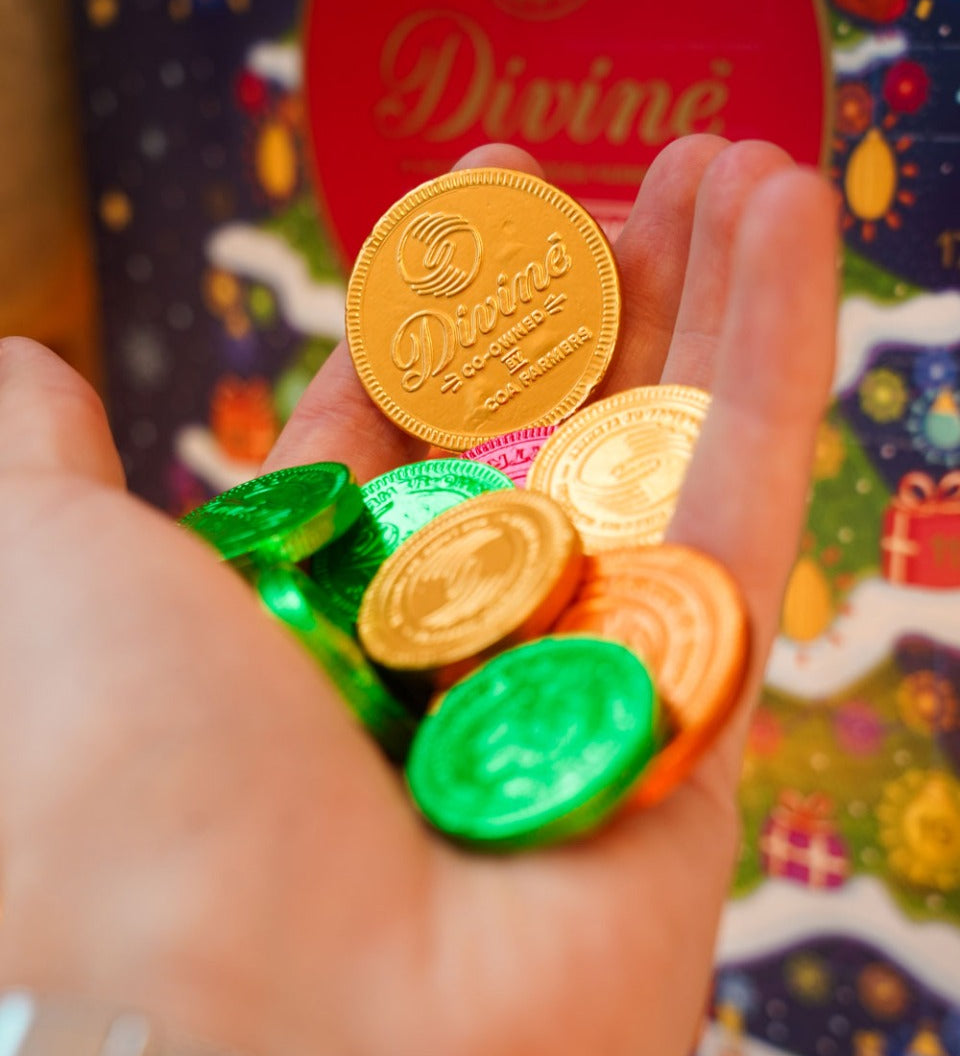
[596,133,728,397]
[660,139,795,390]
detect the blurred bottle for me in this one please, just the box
[0,0,101,389]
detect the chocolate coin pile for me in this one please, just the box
[179,168,748,850]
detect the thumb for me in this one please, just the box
[0,337,124,486]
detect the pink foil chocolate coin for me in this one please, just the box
[460,426,557,487]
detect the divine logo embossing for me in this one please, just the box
[391,311,457,392]
[390,231,573,394]
[398,212,482,297]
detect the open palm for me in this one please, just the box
[0,136,837,1056]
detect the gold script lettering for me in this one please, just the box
[374,13,733,148]
[455,235,571,348]
[672,59,731,136]
[375,11,492,140]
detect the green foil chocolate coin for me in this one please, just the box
[256,566,416,763]
[406,635,660,849]
[180,462,362,568]
[310,458,513,630]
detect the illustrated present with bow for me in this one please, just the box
[880,471,960,589]
[209,375,278,464]
[759,790,849,889]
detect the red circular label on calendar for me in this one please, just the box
[305,1,829,266]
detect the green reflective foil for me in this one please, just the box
[256,566,416,763]
[406,636,660,849]
[180,462,362,569]
[310,458,514,630]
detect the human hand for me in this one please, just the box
[0,135,837,1056]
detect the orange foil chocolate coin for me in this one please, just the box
[357,489,583,684]
[346,168,620,451]
[527,385,710,552]
[553,543,748,807]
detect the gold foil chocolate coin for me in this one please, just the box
[527,385,710,552]
[346,168,620,451]
[358,489,583,683]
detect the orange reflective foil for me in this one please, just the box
[553,543,749,806]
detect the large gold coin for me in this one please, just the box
[526,385,710,552]
[553,544,749,807]
[358,489,583,686]
[346,168,620,451]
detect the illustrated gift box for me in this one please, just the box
[759,791,849,889]
[881,471,960,589]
